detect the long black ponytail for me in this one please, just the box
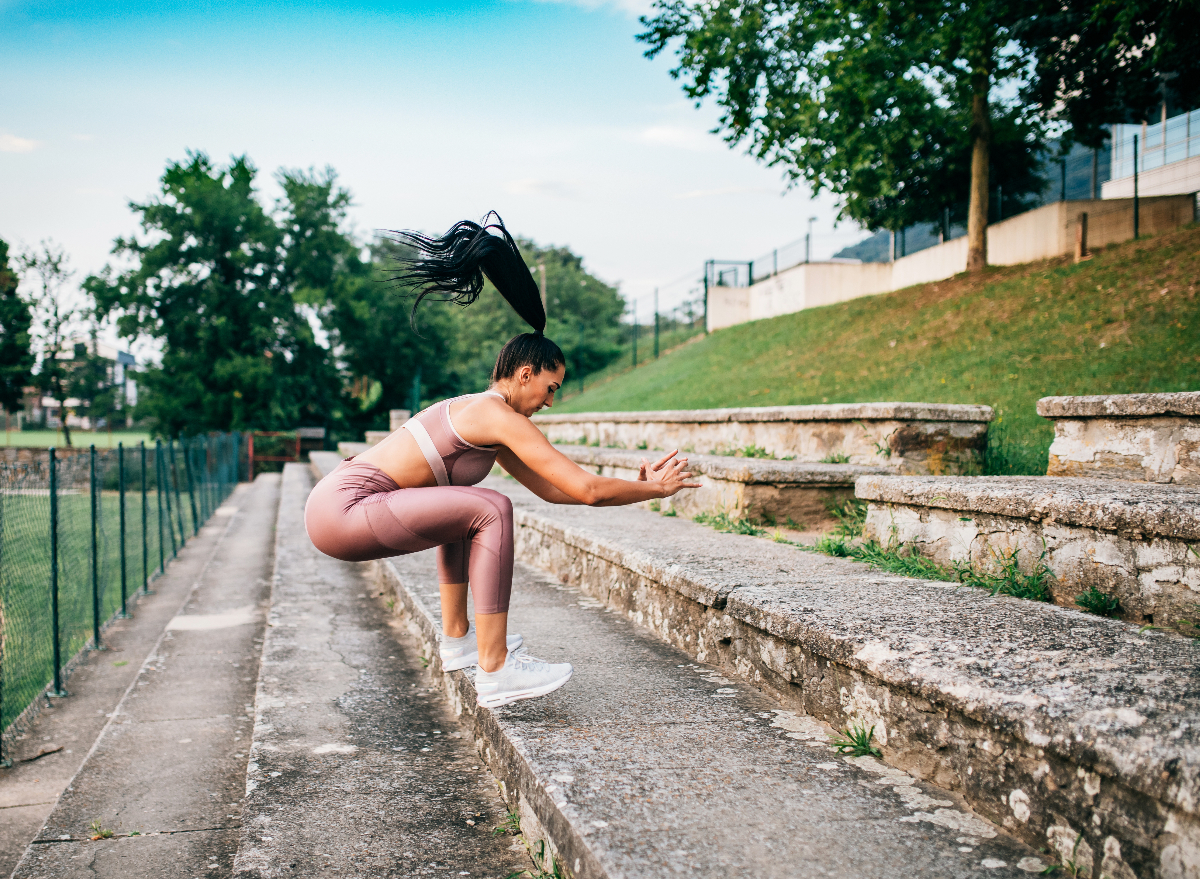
[384,211,547,333]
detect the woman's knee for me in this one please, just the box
[467,487,513,529]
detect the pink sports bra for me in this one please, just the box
[402,392,503,487]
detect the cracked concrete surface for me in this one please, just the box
[232,463,525,878]
[9,475,277,879]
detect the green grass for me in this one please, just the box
[3,430,154,449]
[554,225,1200,474]
[2,457,232,732]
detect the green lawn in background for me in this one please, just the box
[554,224,1200,474]
[3,430,154,449]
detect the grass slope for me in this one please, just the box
[556,225,1200,472]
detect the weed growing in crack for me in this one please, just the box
[820,452,851,464]
[709,443,774,459]
[493,809,521,837]
[832,721,881,758]
[693,511,766,537]
[955,547,1053,602]
[662,507,677,517]
[89,820,114,840]
[1075,586,1121,617]
[1040,833,1088,876]
[825,497,867,539]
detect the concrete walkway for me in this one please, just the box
[0,483,253,875]
[233,463,526,878]
[9,475,279,878]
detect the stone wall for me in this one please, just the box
[498,493,1199,879]
[858,474,1200,630]
[1040,393,1200,484]
[535,403,993,475]
[559,445,882,528]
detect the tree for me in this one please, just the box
[323,236,455,436]
[67,320,124,431]
[422,237,627,394]
[20,242,81,445]
[639,0,1050,271]
[1019,0,1200,148]
[88,153,349,437]
[638,0,1190,272]
[0,239,35,419]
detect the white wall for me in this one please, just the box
[707,194,1196,332]
[1103,154,1200,199]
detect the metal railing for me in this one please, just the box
[0,433,242,764]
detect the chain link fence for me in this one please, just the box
[0,433,242,763]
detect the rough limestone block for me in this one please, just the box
[557,444,885,529]
[857,474,1200,629]
[1039,393,1200,484]
[534,402,993,475]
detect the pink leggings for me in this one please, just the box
[304,458,514,614]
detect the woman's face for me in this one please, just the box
[507,363,566,416]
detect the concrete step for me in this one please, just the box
[458,475,1198,879]
[8,477,277,879]
[534,402,994,475]
[556,444,886,531]
[1039,392,1200,484]
[376,535,1044,878]
[856,474,1200,630]
[233,463,527,878]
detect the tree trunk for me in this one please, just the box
[966,81,992,273]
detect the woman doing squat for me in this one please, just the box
[305,214,699,708]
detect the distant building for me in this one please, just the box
[1104,108,1200,198]
[20,339,138,430]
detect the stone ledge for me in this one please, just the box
[487,479,1198,877]
[1038,392,1200,419]
[855,474,1200,541]
[557,444,887,484]
[536,401,995,425]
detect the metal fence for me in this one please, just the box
[0,434,242,763]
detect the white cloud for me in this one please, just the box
[636,125,722,152]
[675,185,778,199]
[504,178,582,200]
[0,133,40,153]
[519,0,654,17]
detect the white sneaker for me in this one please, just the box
[440,625,523,671]
[475,651,574,708]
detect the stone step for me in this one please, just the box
[373,523,1044,878]
[233,463,527,878]
[1039,392,1200,484]
[556,444,887,530]
[856,474,1200,630]
[461,475,1196,879]
[534,402,994,475]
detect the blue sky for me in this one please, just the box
[1,0,860,323]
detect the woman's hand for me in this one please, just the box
[637,450,701,498]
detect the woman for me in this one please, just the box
[305,214,699,708]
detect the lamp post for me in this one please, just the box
[805,216,818,263]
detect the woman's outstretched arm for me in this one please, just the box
[496,445,697,506]
[453,394,699,506]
